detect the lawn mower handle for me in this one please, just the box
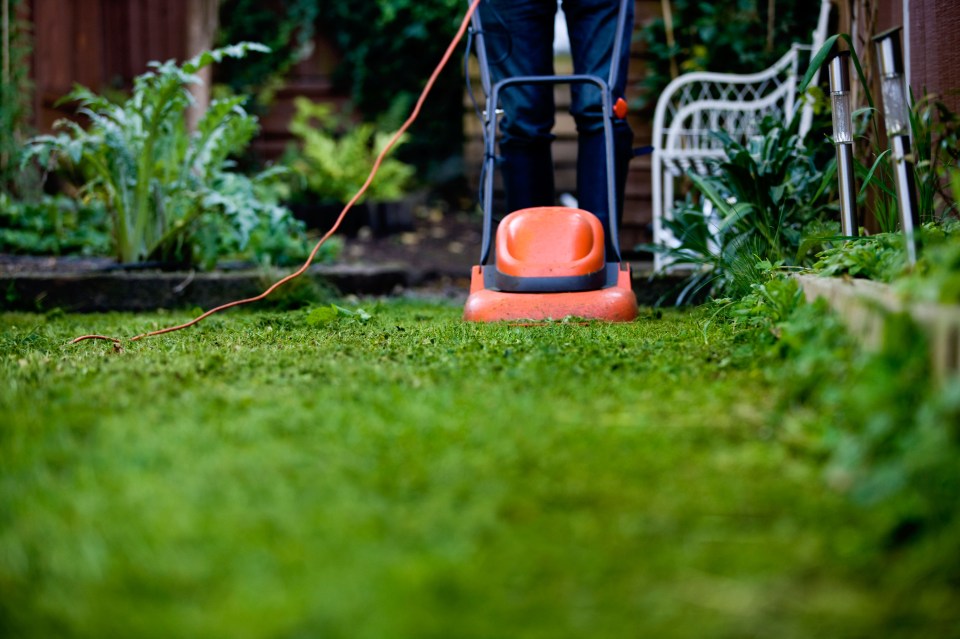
[479,74,621,265]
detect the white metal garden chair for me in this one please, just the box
[650,0,833,272]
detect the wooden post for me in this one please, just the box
[2,0,11,174]
[185,0,219,132]
[660,0,678,80]
[2,0,9,90]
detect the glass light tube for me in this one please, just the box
[873,26,919,265]
[828,52,857,236]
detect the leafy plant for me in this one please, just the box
[0,193,110,256]
[812,234,907,283]
[286,97,414,204]
[651,117,837,299]
[22,43,318,268]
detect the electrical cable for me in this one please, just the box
[462,25,488,213]
[71,0,485,346]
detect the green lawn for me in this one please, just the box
[0,302,955,638]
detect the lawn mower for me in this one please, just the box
[462,0,638,323]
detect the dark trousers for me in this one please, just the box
[478,0,634,256]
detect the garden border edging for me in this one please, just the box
[793,273,960,381]
[1,263,408,313]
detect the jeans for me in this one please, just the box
[477,0,634,256]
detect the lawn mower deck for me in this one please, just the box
[463,206,637,322]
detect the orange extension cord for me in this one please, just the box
[72,0,483,345]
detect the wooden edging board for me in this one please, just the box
[793,273,960,382]
[0,264,408,313]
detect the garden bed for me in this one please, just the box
[795,273,960,381]
[0,259,408,312]
[0,207,694,312]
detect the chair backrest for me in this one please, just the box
[652,0,832,160]
[650,0,833,272]
[656,45,807,175]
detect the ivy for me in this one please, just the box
[314,0,465,176]
[637,0,820,111]
[1,0,34,194]
[216,0,466,179]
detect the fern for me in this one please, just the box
[287,97,414,205]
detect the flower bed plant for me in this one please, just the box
[650,116,838,300]
[642,30,960,622]
[22,44,328,269]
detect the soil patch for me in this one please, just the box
[1,207,685,311]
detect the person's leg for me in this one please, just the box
[563,0,634,256]
[477,0,557,213]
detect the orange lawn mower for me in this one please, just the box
[462,0,638,323]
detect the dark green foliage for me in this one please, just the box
[0,0,34,193]
[316,0,466,178]
[215,0,320,99]
[637,0,821,110]
[0,194,110,256]
[652,118,837,298]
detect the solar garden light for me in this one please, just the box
[873,26,919,265]
[828,51,858,237]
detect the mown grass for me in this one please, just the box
[0,302,955,638]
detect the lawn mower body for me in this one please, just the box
[462,0,637,322]
[463,206,636,322]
